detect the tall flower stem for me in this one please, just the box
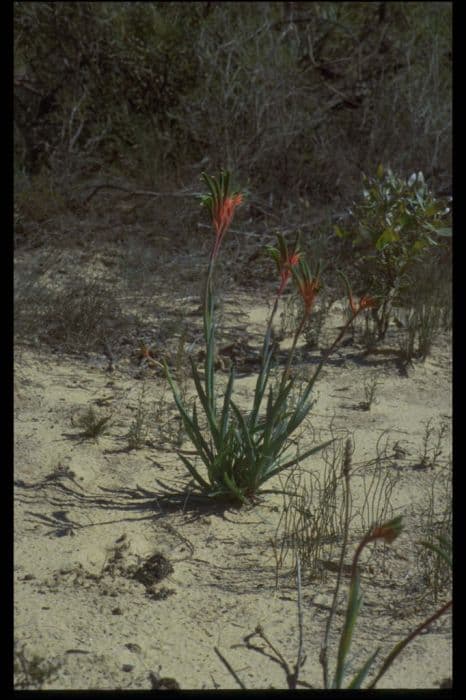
[279,313,308,393]
[282,310,358,400]
[202,249,222,418]
[320,438,353,688]
[309,309,365,389]
[260,288,288,372]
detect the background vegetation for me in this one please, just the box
[14,1,451,241]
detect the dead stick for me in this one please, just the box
[84,183,196,204]
[213,647,247,690]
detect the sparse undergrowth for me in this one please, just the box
[14,642,62,689]
[14,159,451,688]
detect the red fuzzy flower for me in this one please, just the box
[358,295,377,311]
[298,277,320,315]
[212,194,243,240]
[267,234,302,296]
[278,250,301,295]
[292,258,320,317]
[348,292,377,316]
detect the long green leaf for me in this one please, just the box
[347,649,380,689]
[259,387,277,454]
[265,439,335,481]
[249,345,273,429]
[333,570,363,688]
[230,400,257,472]
[177,452,210,491]
[190,401,215,465]
[257,381,294,458]
[266,380,293,425]
[201,171,220,204]
[223,471,248,504]
[189,356,220,447]
[285,396,315,436]
[165,361,216,472]
[220,365,235,439]
[166,365,205,447]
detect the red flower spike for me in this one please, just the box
[300,278,320,315]
[267,234,302,296]
[202,172,244,262]
[370,516,404,544]
[213,194,244,238]
[358,295,377,311]
[278,251,301,295]
[292,258,320,317]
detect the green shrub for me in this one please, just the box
[336,166,451,340]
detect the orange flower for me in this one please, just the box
[212,193,243,238]
[267,233,302,296]
[292,259,320,316]
[348,293,377,316]
[299,278,320,315]
[279,250,301,294]
[358,295,377,311]
[370,516,403,544]
[202,172,244,262]
[210,193,243,261]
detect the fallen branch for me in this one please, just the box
[213,647,247,690]
[83,183,198,204]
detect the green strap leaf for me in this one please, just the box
[333,570,363,688]
[177,452,211,491]
[347,649,380,689]
[230,400,257,470]
[189,356,220,448]
[269,438,335,477]
[223,471,248,504]
[165,361,213,468]
[220,364,235,439]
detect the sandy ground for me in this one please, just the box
[14,245,452,690]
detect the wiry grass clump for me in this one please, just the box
[272,430,400,585]
[125,383,150,450]
[272,432,351,584]
[14,642,62,689]
[15,262,128,354]
[72,405,113,441]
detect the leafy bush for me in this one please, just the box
[14,2,451,230]
[14,3,200,180]
[335,166,451,340]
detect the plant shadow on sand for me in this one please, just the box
[15,471,250,538]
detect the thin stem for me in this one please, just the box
[290,554,305,690]
[214,647,247,690]
[203,253,217,415]
[320,440,352,688]
[279,312,307,393]
[309,311,359,390]
[366,599,452,689]
[350,533,375,582]
[203,256,215,337]
[261,292,281,364]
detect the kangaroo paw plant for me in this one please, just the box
[165,171,375,505]
[328,518,451,689]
